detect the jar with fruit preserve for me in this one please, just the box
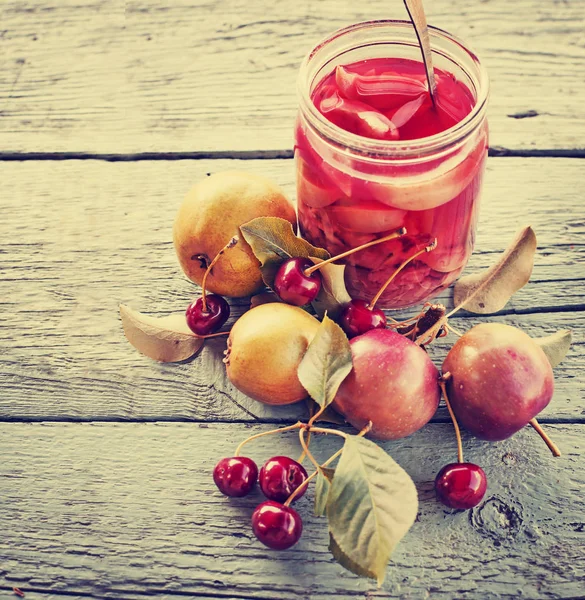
[295,20,489,309]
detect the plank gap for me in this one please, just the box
[0,416,583,425]
[1,149,585,162]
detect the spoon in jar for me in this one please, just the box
[403,0,437,107]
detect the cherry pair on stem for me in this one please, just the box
[273,226,439,338]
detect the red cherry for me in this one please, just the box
[435,463,487,510]
[252,501,303,550]
[186,294,230,336]
[259,456,308,503]
[213,457,258,498]
[274,258,322,306]
[338,299,387,338]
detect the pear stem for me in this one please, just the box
[303,227,406,276]
[529,418,561,457]
[439,372,464,463]
[233,422,302,457]
[370,239,437,309]
[200,236,238,311]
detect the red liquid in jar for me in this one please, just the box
[295,57,488,309]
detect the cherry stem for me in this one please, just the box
[200,236,239,311]
[297,402,316,464]
[439,372,464,463]
[234,422,302,457]
[308,402,328,428]
[303,227,407,277]
[283,422,372,507]
[299,428,321,471]
[197,331,230,339]
[529,418,562,457]
[446,323,464,338]
[307,426,348,439]
[284,467,318,507]
[370,239,437,309]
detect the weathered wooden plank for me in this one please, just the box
[0,423,583,599]
[0,0,584,153]
[0,158,583,422]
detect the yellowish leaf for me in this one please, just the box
[453,226,537,314]
[120,304,204,362]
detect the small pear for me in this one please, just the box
[443,323,554,441]
[173,171,297,298]
[225,303,320,405]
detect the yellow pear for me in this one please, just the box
[225,303,320,405]
[173,171,297,297]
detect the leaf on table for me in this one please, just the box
[314,466,335,517]
[298,315,353,410]
[453,226,537,314]
[309,257,352,320]
[327,436,418,585]
[120,304,204,362]
[534,329,572,368]
[240,217,330,290]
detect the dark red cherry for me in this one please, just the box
[259,456,308,503]
[186,294,230,336]
[252,501,303,550]
[274,258,322,306]
[435,462,487,510]
[213,456,258,498]
[338,299,387,338]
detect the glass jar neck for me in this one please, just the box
[297,20,489,160]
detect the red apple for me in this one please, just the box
[333,329,440,439]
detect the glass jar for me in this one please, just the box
[295,20,489,309]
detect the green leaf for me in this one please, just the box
[297,315,353,409]
[534,329,572,368]
[329,533,378,581]
[308,257,352,320]
[314,467,335,517]
[453,226,537,314]
[327,436,418,585]
[239,217,330,290]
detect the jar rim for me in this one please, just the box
[297,20,489,159]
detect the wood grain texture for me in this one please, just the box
[0,0,584,153]
[0,422,583,599]
[0,158,583,422]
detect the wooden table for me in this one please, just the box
[1,1,584,598]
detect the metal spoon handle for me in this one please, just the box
[403,0,437,106]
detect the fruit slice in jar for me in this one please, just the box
[335,65,427,111]
[297,157,341,208]
[418,178,480,272]
[326,198,407,234]
[366,137,487,211]
[316,85,399,141]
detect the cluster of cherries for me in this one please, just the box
[213,455,308,550]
